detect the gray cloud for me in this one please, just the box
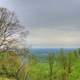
[5,0,80,27]
[1,0,80,48]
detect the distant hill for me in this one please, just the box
[30,48,75,56]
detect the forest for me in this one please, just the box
[26,48,80,80]
[0,48,80,80]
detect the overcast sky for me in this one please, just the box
[1,0,80,48]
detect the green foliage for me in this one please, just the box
[48,53,54,80]
[26,48,80,80]
[28,54,38,65]
[0,51,26,80]
[1,49,80,80]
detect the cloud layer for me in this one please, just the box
[1,0,80,48]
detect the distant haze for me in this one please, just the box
[1,0,80,48]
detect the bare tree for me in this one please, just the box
[0,7,27,51]
[0,7,29,80]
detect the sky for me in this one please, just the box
[0,0,80,48]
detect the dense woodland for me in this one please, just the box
[0,48,80,80]
[27,48,80,80]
